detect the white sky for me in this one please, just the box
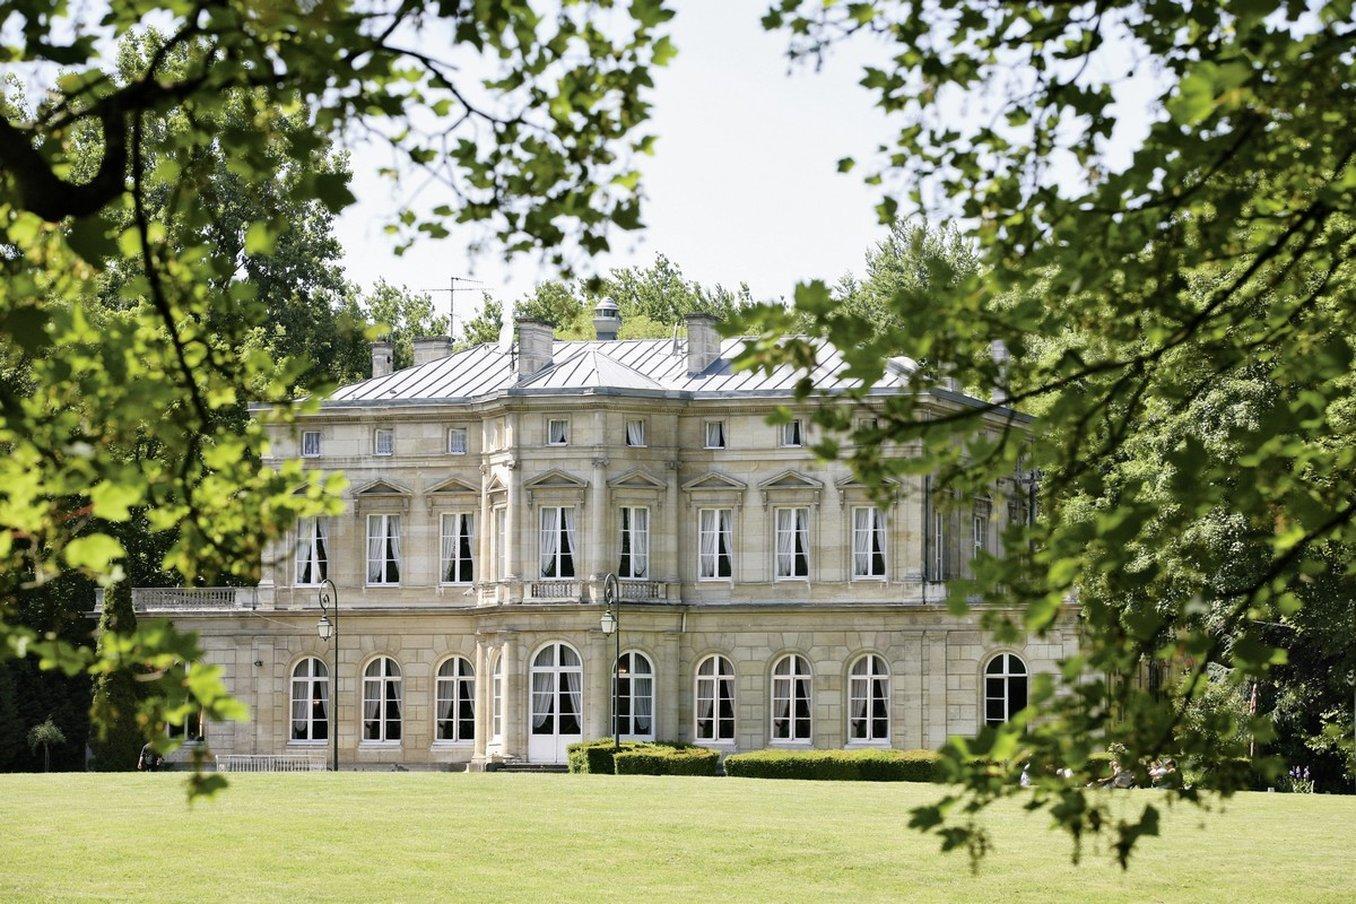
[334,3,895,330]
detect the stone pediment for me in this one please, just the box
[757,469,822,507]
[425,476,479,497]
[351,478,413,497]
[608,468,667,491]
[524,468,588,505]
[351,477,413,511]
[681,471,747,493]
[835,472,900,505]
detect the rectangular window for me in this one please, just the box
[447,427,468,455]
[779,419,803,447]
[301,431,321,458]
[546,418,569,446]
[856,417,878,432]
[374,428,394,456]
[366,513,401,585]
[973,498,992,557]
[440,513,475,584]
[294,517,329,585]
[538,506,577,578]
[698,508,733,580]
[931,508,947,580]
[625,418,646,447]
[774,507,810,579]
[492,506,507,581]
[851,507,887,579]
[618,507,650,579]
[704,420,726,449]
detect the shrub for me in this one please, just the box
[1085,752,1114,780]
[724,748,943,782]
[613,744,720,777]
[566,739,645,774]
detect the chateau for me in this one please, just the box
[138,303,1075,768]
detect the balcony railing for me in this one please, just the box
[93,587,257,613]
[618,580,666,601]
[526,580,582,602]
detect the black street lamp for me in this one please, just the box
[316,578,339,772]
[599,573,620,751]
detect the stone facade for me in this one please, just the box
[159,318,1066,768]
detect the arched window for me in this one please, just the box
[491,652,504,742]
[847,654,890,742]
[984,652,1028,727]
[290,657,329,742]
[435,657,475,743]
[362,657,403,742]
[770,654,812,742]
[613,651,654,740]
[695,655,735,743]
[531,642,583,738]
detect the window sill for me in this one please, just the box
[438,582,474,588]
[430,741,474,749]
[287,740,329,748]
[768,739,813,747]
[846,739,892,749]
[695,739,737,748]
[773,576,811,583]
[358,741,402,749]
[364,584,402,589]
[849,576,888,583]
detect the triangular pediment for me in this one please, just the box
[351,478,413,497]
[524,468,588,490]
[608,468,667,491]
[681,471,747,492]
[425,476,479,496]
[758,469,823,492]
[834,473,899,490]
[484,473,508,494]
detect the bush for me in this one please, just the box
[724,748,943,782]
[1085,752,1114,779]
[566,739,645,774]
[613,744,720,777]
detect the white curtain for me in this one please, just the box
[697,678,714,735]
[853,508,871,576]
[706,421,723,448]
[531,671,552,730]
[386,516,400,582]
[539,508,558,577]
[561,507,577,576]
[366,516,383,583]
[633,509,649,578]
[291,685,307,738]
[627,420,645,446]
[314,519,328,580]
[441,515,456,582]
[437,679,455,721]
[775,509,795,577]
[871,509,885,573]
[717,510,732,574]
[295,519,313,584]
[634,675,653,734]
[363,681,380,737]
[772,678,790,737]
[562,668,582,733]
[699,510,717,576]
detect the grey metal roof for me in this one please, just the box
[324,337,917,407]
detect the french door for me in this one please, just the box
[528,642,583,764]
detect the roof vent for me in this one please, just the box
[593,297,621,340]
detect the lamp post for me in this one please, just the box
[599,573,620,751]
[317,578,339,772]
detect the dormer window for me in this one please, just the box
[779,419,804,448]
[301,430,321,458]
[625,419,646,447]
[447,427,468,455]
[704,420,726,449]
[547,418,569,446]
[374,428,394,457]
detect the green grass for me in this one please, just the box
[1,773,1352,902]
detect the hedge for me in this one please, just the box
[724,748,943,782]
[566,739,646,774]
[613,744,721,777]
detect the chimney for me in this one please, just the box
[412,336,453,367]
[370,340,393,378]
[592,297,621,340]
[989,339,1011,403]
[685,313,719,375]
[516,318,553,379]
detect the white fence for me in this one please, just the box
[217,754,326,773]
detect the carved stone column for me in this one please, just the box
[502,636,521,758]
[586,630,609,740]
[471,637,489,766]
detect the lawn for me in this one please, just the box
[1,773,1352,903]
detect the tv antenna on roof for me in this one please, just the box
[425,275,485,340]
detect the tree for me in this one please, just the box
[27,718,66,773]
[458,294,505,350]
[0,665,20,770]
[360,280,440,371]
[2,2,673,796]
[738,0,1356,865]
[87,580,143,772]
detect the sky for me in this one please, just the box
[334,3,896,334]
